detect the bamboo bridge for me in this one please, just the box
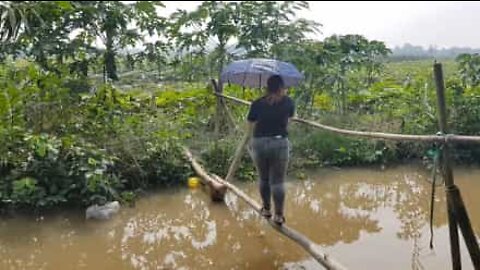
[183,63,480,270]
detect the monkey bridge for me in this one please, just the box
[183,63,480,270]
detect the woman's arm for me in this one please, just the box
[247,121,255,137]
[288,97,295,122]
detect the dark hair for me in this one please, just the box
[267,75,285,94]
[265,75,285,104]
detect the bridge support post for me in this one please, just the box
[434,62,480,270]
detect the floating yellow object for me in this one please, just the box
[188,177,201,188]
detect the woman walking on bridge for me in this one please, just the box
[247,74,295,226]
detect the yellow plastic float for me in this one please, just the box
[188,176,201,189]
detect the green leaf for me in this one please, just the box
[88,158,97,166]
[55,1,73,10]
[61,136,74,148]
[36,142,47,158]
[135,1,155,14]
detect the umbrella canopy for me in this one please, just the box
[220,58,304,88]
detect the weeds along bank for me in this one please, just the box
[2,59,480,211]
[0,62,209,211]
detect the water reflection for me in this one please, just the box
[287,167,449,245]
[0,165,479,270]
[119,192,221,269]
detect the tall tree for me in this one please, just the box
[0,1,44,42]
[0,1,77,67]
[170,1,240,78]
[1,1,166,80]
[322,35,376,113]
[360,40,391,86]
[170,1,319,80]
[277,35,389,115]
[237,1,320,58]
[74,1,166,80]
[456,53,480,88]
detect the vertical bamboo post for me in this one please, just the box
[223,104,238,131]
[434,62,480,269]
[433,62,461,270]
[212,79,237,132]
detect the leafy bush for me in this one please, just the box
[290,128,396,168]
[113,139,191,189]
[0,63,198,210]
[0,132,121,208]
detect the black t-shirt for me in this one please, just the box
[247,95,295,138]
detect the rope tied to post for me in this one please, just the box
[443,133,455,145]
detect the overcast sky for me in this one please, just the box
[161,1,480,49]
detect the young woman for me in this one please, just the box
[247,75,295,225]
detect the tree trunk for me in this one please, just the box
[340,80,347,115]
[217,44,226,79]
[36,51,49,71]
[308,76,315,116]
[80,59,89,77]
[104,21,118,81]
[214,44,228,137]
[189,52,193,82]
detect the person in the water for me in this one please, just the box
[247,74,295,225]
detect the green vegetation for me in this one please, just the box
[2,1,480,211]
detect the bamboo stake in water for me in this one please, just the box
[434,62,480,269]
[434,62,461,270]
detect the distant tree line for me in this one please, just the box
[390,43,480,60]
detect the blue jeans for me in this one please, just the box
[250,136,290,215]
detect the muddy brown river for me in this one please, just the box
[1,164,479,270]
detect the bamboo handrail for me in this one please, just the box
[183,148,348,270]
[213,92,480,144]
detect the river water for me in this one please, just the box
[1,164,479,270]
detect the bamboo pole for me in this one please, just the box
[184,148,348,270]
[434,62,461,270]
[449,185,480,268]
[183,148,227,202]
[225,130,251,182]
[292,117,442,142]
[223,103,238,131]
[213,92,480,144]
[434,62,480,269]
